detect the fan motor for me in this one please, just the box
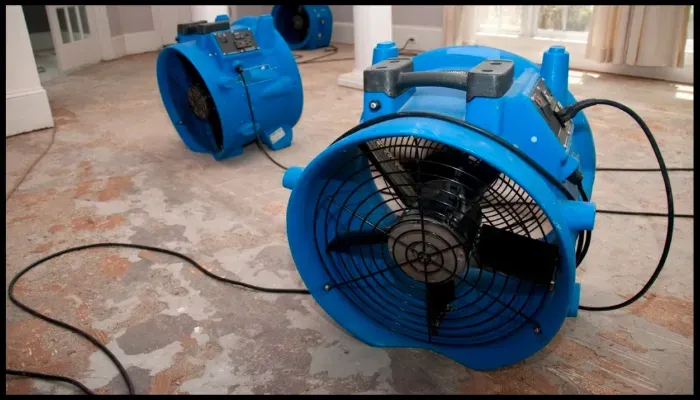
[156,14,303,160]
[282,42,597,371]
[187,83,213,120]
[388,213,470,283]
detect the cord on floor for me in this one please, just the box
[6,127,57,201]
[6,242,310,395]
[292,41,423,66]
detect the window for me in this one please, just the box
[477,5,594,43]
[475,6,523,36]
[535,6,593,41]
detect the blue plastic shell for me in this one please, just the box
[271,5,333,50]
[283,44,597,371]
[157,15,303,160]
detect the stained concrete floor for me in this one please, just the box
[5,44,694,394]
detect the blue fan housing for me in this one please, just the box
[271,5,333,50]
[157,15,303,160]
[282,42,597,371]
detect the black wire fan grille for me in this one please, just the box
[165,52,224,151]
[312,136,561,346]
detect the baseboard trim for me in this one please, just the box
[111,35,126,59]
[475,33,694,85]
[123,30,162,55]
[337,70,363,90]
[331,21,443,52]
[6,88,54,137]
[392,24,442,51]
[332,22,692,84]
[332,21,353,44]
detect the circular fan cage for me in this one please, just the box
[313,135,559,347]
[273,5,310,48]
[161,51,224,153]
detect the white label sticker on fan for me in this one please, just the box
[269,128,285,144]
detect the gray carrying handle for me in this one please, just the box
[395,70,470,93]
[364,58,514,100]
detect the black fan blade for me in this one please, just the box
[474,224,559,286]
[326,230,389,253]
[360,141,418,208]
[426,280,456,335]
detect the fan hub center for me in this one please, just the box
[388,213,468,283]
[292,15,304,30]
[417,253,431,264]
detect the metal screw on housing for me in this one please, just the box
[323,283,332,291]
[533,326,542,334]
[369,100,381,111]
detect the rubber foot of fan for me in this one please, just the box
[282,166,304,190]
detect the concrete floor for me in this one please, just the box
[5,44,694,394]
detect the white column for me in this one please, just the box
[190,5,229,23]
[6,6,54,137]
[337,6,392,90]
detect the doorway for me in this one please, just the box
[22,5,58,83]
[22,5,102,82]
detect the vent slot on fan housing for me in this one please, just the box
[156,14,303,160]
[271,5,333,50]
[283,42,597,371]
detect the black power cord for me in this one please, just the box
[292,40,423,66]
[5,94,690,393]
[235,65,288,171]
[332,108,687,313]
[557,99,678,311]
[6,243,310,395]
[294,44,354,65]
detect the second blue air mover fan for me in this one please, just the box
[156,15,303,160]
[271,5,333,50]
[281,42,597,371]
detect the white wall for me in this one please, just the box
[6,5,54,136]
[100,6,163,61]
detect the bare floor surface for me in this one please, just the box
[6,44,693,394]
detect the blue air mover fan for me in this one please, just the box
[271,5,332,50]
[156,15,303,160]
[282,42,597,371]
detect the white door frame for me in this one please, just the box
[45,5,102,72]
[92,5,118,60]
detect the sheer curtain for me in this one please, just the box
[586,6,690,68]
[442,6,478,46]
